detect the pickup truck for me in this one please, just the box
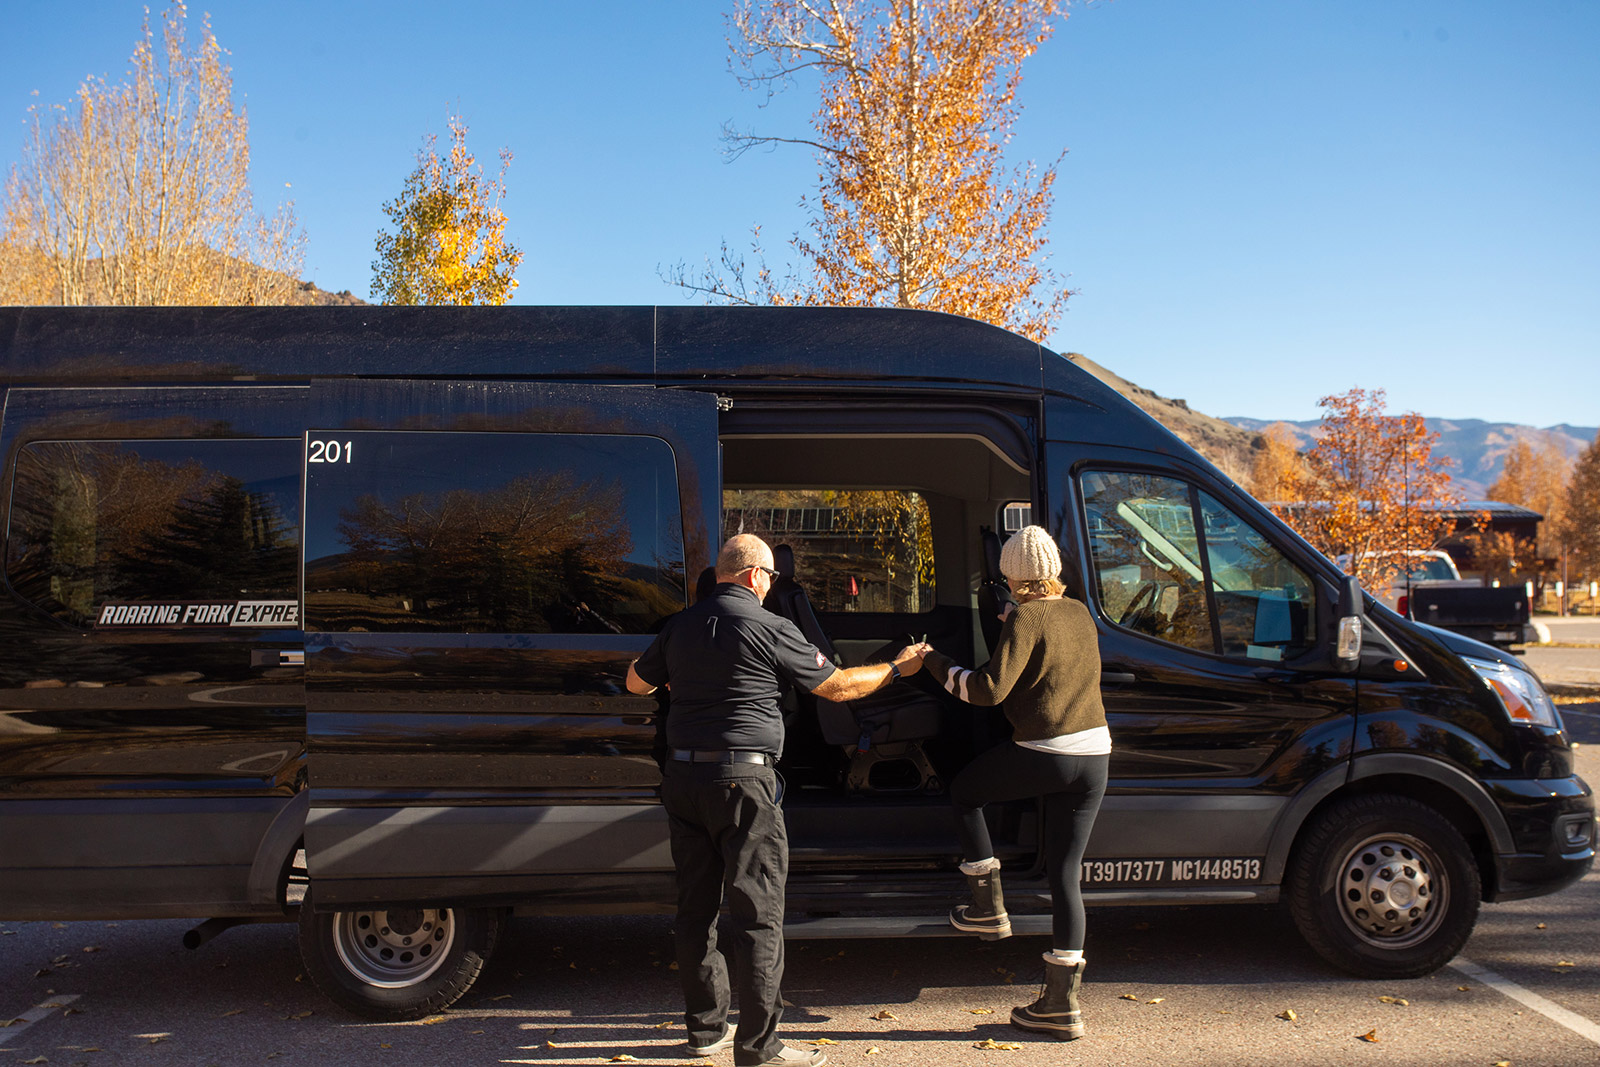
[1338,550,1535,651]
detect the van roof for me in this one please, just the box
[0,303,1201,466]
[0,304,1052,385]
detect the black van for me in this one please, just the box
[0,306,1589,1018]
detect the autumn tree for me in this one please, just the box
[1249,423,1305,502]
[1561,432,1600,583]
[1270,388,1461,592]
[671,0,1068,341]
[371,115,522,306]
[1488,438,1573,561]
[0,2,305,306]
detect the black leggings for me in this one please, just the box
[951,743,1109,951]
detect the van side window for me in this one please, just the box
[722,489,934,613]
[304,432,685,634]
[1080,471,1316,659]
[1196,491,1317,658]
[1081,471,1216,652]
[6,439,301,626]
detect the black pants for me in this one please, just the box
[951,743,1109,951]
[661,761,787,1065]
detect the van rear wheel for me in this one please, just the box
[298,893,502,1019]
[1288,794,1480,979]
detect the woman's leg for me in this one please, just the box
[1041,754,1109,951]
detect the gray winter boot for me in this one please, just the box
[1010,954,1085,1040]
[948,858,1011,940]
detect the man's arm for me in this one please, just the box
[625,660,657,695]
[810,645,923,703]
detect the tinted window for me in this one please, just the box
[723,489,934,613]
[7,439,301,626]
[1080,472,1215,652]
[304,432,685,634]
[1081,471,1317,659]
[1197,491,1316,659]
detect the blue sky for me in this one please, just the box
[3,1,1595,427]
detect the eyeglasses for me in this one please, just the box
[744,565,780,580]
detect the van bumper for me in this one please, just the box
[1484,774,1595,902]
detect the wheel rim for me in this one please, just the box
[331,907,456,989]
[1335,832,1448,949]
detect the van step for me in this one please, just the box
[783,914,1052,939]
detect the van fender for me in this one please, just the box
[245,790,309,910]
[1261,754,1515,886]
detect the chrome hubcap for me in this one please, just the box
[331,907,455,988]
[1337,833,1446,947]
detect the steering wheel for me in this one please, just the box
[1118,580,1162,632]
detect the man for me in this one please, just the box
[627,533,924,1067]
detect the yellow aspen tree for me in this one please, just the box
[0,2,305,306]
[673,0,1068,341]
[1560,432,1600,582]
[1249,423,1306,502]
[1271,388,1462,592]
[370,115,522,306]
[1488,438,1572,560]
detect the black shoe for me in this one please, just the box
[1010,957,1085,1041]
[949,868,1011,940]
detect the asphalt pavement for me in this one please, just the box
[4,729,1600,1067]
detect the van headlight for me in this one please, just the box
[1466,657,1562,729]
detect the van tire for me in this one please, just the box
[297,894,502,1019]
[1288,794,1480,979]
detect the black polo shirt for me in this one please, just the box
[633,583,837,754]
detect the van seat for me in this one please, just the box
[767,545,942,793]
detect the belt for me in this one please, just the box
[670,748,775,766]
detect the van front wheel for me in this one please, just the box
[298,894,502,1019]
[1288,794,1480,979]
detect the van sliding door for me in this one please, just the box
[299,380,718,909]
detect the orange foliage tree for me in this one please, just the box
[671,0,1069,341]
[1488,438,1572,561]
[1561,432,1600,584]
[1269,389,1462,592]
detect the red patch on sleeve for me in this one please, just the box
[815,650,828,669]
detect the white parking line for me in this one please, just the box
[1450,956,1600,1046]
[0,994,81,1047]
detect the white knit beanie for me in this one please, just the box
[999,525,1061,582]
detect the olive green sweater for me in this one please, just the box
[922,597,1106,742]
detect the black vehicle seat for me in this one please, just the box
[977,527,1017,656]
[695,566,718,603]
[767,544,943,793]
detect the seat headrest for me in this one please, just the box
[981,527,1003,582]
[695,566,718,601]
[773,544,796,580]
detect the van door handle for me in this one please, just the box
[1101,670,1137,685]
[279,650,305,667]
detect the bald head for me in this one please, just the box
[716,534,774,583]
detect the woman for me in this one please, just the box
[914,525,1109,1041]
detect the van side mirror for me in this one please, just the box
[1335,576,1363,672]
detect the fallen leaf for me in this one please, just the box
[471,1030,483,1035]
[1119,994,1139,1001]
[1277,1009,1297,1021]
[1357,1030,1379,1043]
[1493,1061,1510,1067]
[1147,997,1165,1004]
[81,946,101,953]
[1556,960,1576,968]
[22,1057,47,1065]
[610,1056,638,1063]
[870,1010,898,1021]
[967,1008,994,1015]
[0,1018,21,1027]
[1458,986,1470,992]
[866,1049,882,1056]
[418,1015,448,1025]
[1377,996,1409,1006]
[219,1009,243,1017]
[653,1019,675,1028]
[148,1036,168,1045]
[379,1044,391,1049]
[972,1038,1023,1050]
[489,994,511,1001]
[668,962,679,971]
[1536,923,1547,929]
[811,1038,839,1045]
